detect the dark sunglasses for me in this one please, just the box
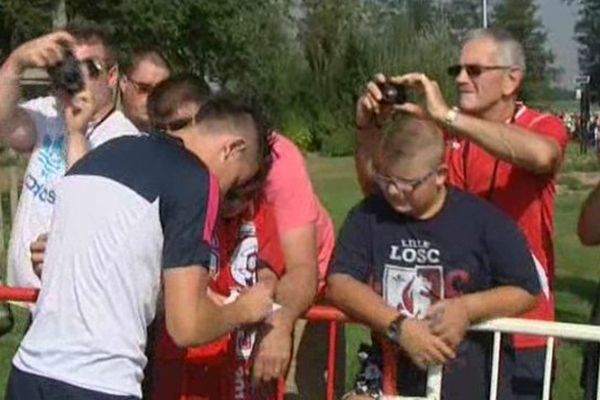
[80,58,106,79]
[447,64,513,78]
[124,76,156,94]
[155,106,203,133]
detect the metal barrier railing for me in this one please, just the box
[3,287,600,400]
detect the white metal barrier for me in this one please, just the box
[387,318,600,400]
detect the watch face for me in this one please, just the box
[386,321,400,343]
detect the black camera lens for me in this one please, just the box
[47,50,85,96]
[377,82,407,105]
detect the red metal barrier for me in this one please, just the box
[0,287,397,399]
[0,286,38,302]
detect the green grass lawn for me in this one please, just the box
[1,149,600,399]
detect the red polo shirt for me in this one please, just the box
[445,105,568,349]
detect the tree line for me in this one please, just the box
[0,0,559,155]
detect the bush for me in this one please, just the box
[558,175,584,191]
[296,3,460,156]
[280,110,315,152]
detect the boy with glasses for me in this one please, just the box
[354,28,567,399]
[328,116,540,400]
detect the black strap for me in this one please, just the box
[462,141,500,201]
[86,105,116,140]
[462,104,524,201]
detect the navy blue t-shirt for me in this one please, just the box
[330,188,541,399]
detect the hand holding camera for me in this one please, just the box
[48,50,86,97]
[356,73,407,130]
[390,73,452,124]
[356,72,452,129]
[9,31,75,73]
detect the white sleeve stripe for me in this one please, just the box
[532,253,550,298]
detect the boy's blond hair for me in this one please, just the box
[375,117,445,172]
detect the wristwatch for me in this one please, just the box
[385,314,407,344]
[444,106,460,127]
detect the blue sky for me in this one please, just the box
[539,0,580,88]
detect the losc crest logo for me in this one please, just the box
[383,264,444,318]
[235,328,256,361]
[230,222,258,287]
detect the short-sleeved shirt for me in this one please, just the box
[329,188,540,398]
[264,134,335,284]
[13,134,220,398]
[7,96,139,291]
[211,201,285,296]
[445,105,568,349]
[154,201,286,400]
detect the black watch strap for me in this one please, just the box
[385,314,407,344]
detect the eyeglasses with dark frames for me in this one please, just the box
[373,167,439,193]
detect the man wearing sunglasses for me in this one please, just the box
[120,49,171,133]
[0,23,138,296]
[355,28,567,399]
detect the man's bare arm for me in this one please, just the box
[326,273,397,332]
[252,224,318,381]
[326,273,455,369]
[391,73,564,175]
[448,113,563,175]
[355,126,383,196]
[354,74,398,196]
[0,32,75,152]
[272,225,319,328]
[163,266,273,347]
[578,182,600,246]
[0,56,37,152]
[427,286,537,349]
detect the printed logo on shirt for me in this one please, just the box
[235,328,256,360]
[384,265,444,318]
[38,135,66,179]
[24,173,57,204]
[383,239,444,318]
[231,222,259,287]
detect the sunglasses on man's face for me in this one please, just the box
[80,58,106,79]
[124,76,156,94]
[155,106,203,133]
[447,64,513,79]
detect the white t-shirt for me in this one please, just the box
[6,96,139,291]
[12,134,219,397]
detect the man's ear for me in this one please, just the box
[119,75,127,93]
[223,137,247,161]
[436,164,448,186]
[107,65,119,89]
[503,68,523,97]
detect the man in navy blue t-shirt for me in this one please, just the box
[7,94,275,400]
[327,117,541,399]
